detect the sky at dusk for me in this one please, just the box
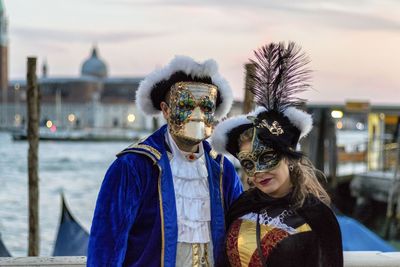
[4,0,400,104]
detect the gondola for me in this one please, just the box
[52,194,89,256]
[0,233,11,257]
[337,215,396,251]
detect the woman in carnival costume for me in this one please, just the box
[212,42,343,267]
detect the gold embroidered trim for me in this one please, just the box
[219,156,225,223]
[203,243,210,267]
[157,164,165,267]
[130,144,161,160]
[192,243,200,267]
[209,149,218,159]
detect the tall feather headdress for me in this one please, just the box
[211,41,313,158]
[250,42,311,111]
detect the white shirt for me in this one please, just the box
[166,131,211,243]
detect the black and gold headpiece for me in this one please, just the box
[212,42,313,167]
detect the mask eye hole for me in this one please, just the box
[258,151,275,164]
[200,98,215,113]
[240,159,255,172]
[178,99,195,110]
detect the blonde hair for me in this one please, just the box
[288,157,330,208]
[238,128,331,208]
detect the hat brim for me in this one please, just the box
[136,55,233,120]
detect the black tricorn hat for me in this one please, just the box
[212,106,312,158]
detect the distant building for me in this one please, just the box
[1,46,159,130]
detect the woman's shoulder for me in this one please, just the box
[297,194,339,229]
[297,197,344,266]
[300,194,330,210]
[226,188,259,226]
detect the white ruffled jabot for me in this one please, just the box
[166,131,211,243]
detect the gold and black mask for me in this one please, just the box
[168,81,218,143]
[237,128,281,177]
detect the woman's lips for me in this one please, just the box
[259,178,272,186]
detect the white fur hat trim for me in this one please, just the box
[283,107,313,139]
[211,106,267,154]
[136,55,233,119]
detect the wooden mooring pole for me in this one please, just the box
[241,63,255,189]
[27,57,40,256]
[243,63,255,114]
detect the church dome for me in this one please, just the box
[81,46,108,78]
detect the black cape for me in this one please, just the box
[221,188,343,267]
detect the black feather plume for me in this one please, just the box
[249,41,311,111]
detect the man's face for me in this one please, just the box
[167,82,218,144]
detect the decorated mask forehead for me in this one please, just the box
[237,128,281,177]
[180,82,218,99]
[171,82,218,103]
[168,82,218,143]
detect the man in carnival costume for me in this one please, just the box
[87,56,243,266]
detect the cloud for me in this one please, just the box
[12,27,167,43]
[280,6,400,32]
[107,0,400,32]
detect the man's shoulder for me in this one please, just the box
[116,143,162,166]
[116,128,166,163]
[120,142,161,157]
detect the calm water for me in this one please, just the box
[0,132,131,256]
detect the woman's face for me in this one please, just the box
[240,141,292,198]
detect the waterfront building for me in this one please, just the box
[0,45,167,131]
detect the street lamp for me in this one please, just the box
[14,83,21,127]
[68,113,76,128]
[127,114,135,123]
[68,113,76,123]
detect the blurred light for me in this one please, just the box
[331,110,343,119]
[50,125,57,132]
[68,114,76,122]
[14,114,21,123]
[46,120,53,128]
[356,122,364,130]
[14,83,20,91]
[379,113,385,120]
[127,114,135,122]
[336,121,343,129]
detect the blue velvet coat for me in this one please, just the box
[87,125,243,267]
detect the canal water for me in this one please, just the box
[0,132,131,256]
